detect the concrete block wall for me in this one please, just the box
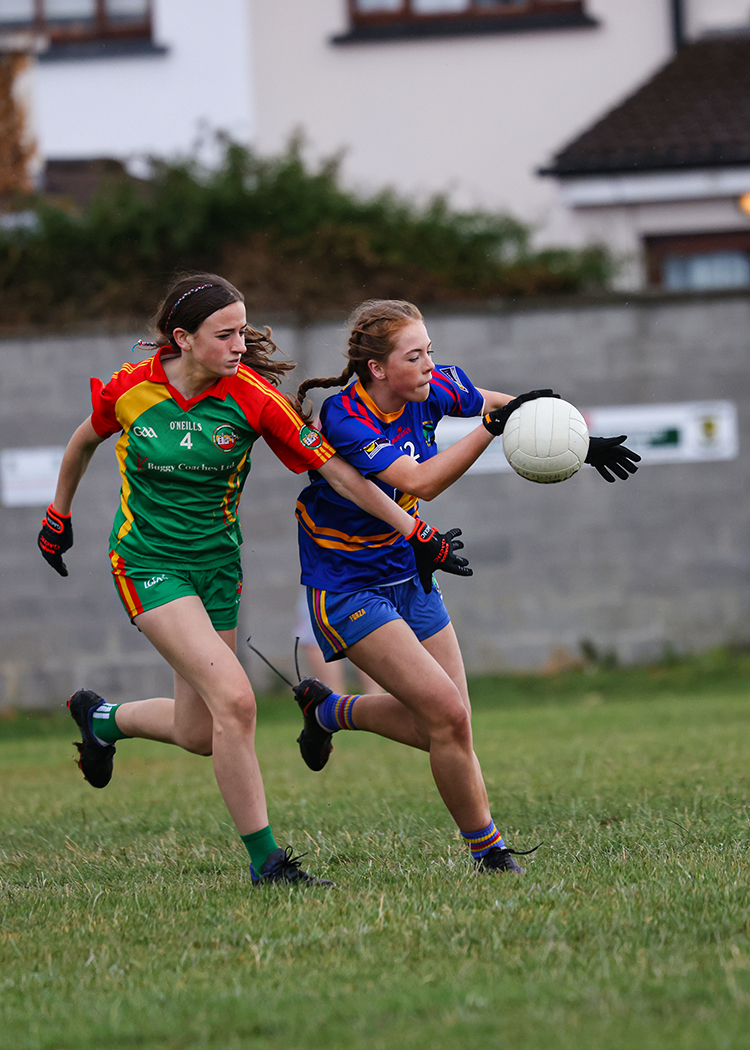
[2,291,749,708]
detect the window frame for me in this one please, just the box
[346,0,586,30]
[645,230,750,290]
[1,1,153,45]
[336,0,595,43]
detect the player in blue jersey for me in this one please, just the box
[291,299,639,875]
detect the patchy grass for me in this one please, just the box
[2,653,750,1050]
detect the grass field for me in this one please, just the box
[2,650,750,1050]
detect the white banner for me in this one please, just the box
[1,446,65,507]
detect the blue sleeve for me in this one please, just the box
[430,366,484,418]
[318,394,404,477]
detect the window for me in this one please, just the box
[645,232,750,292]
[0,0,152,44]
[340,0,588,38]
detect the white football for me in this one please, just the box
[502,397,589,484]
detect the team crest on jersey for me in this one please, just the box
[363,438,389,459]
[299,424,323,449]
[422,420,436,446]
[438,366,467,392]
[213,424,239,452]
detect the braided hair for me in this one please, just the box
[292,299,423,418]
[151,272,295,388]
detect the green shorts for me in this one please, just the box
[110,554,243,630]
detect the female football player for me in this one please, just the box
[291,298,639,875]
[37,276,469,888]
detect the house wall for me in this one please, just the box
[32,0,255,167]
[568,194,750,289]
[686,0,750,38]
[2,291,749,709]
[23,1,750,266]
[250,0,673,246]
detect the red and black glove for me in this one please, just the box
[482,389,558,436]
[38,503,73,577]
[406,519,472,594]
[585,435,641,482]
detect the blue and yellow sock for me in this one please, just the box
[460,821,505,860]
[316,692,361,732]
[90,701,130,745]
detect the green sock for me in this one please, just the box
[90,701,129,744]
[241,826,279,872]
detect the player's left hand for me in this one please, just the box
[585,435,641,482]
[407,519,472,594]
[483,389,558,436]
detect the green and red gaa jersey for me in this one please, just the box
[90,347,334,570]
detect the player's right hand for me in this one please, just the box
[38,503,73,577]
[407,519,472,594]
[482,389,558,436]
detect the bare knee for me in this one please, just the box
[212,688,257,740]
[428,698,472,750]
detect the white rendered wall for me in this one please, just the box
[33,0,254,166]
[250,0,673,248]
[571,196,750,289]
[686,0,750,37]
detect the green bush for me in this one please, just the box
[0,135,612,326]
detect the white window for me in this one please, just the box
[349,0,584,20]
[663,252,750,292]
[645,232,750,292]
[0,0,151,41]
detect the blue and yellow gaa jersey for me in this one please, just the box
[296,365,484,593]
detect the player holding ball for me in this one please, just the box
[292,299,639,875]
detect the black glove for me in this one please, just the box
[406,519,472,594]
[38,503,73,576]
[482,389,558,436]
[585,435,641,483]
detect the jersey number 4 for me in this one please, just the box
[180,433,193,450]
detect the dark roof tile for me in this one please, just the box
[544,35,750,176]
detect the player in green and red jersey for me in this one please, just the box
[38,274,471,888]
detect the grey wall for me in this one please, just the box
[2,291,749,708]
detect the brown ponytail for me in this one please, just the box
[240,323,295,388]
[292,299,423,419]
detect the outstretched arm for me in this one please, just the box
[377,387,554,501]
[317,453,471,593]
[318,452,440,537]
[38,417,107,576]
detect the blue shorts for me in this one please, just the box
[306,576,451,662]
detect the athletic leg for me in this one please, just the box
[341,623,523,871]
[340,621,470,747]
[133,596,268,836]
[345,619,491,833]
[113,663,218,755]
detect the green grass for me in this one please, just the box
[2,651,750,1049]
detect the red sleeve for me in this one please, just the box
[233,369,335,474]
[90,358,155,438]
[258,392,336,474]
[89,374,122,438]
